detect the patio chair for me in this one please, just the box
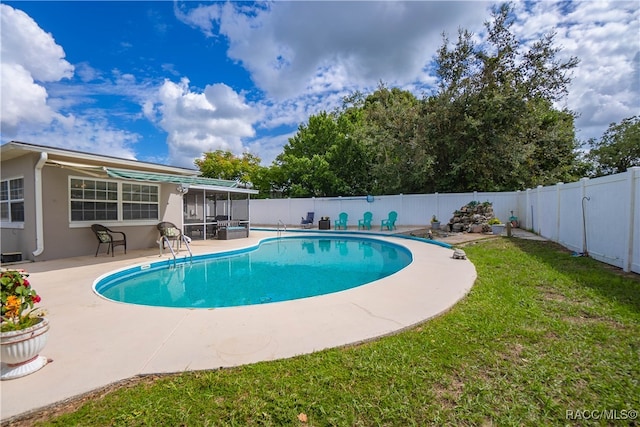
[358,211,373,230]
[157,221,183,250]
[91,224,127,257]
[381,211,398,231]
[300,212,315,228]
[334,212,348,230]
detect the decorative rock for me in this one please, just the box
[452,249,467,260]
[452,223,465,232]
[448,201,497,234]
[470,224,484,233]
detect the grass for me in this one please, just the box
[19,238,640,426]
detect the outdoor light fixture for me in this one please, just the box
[176,184,190,194]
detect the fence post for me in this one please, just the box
[524,188,533,230]
[536,185,542,235]
[556,182,563,242]
[580,177,590,255]
[624,167,639,272]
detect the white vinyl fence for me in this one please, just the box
[250,167,640,273]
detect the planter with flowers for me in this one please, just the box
[488,218,506,235]
[430,215,441,230]
[1,269,49,380]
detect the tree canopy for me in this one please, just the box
[195,3,630,197]
[195,150,262,185]
[586,116,640,176]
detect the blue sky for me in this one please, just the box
[1,1,638,169]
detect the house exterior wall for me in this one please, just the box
[0,153,38,260]
[32,165,185,261]
[1,141,252,262]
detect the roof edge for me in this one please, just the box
[1,141,199,176]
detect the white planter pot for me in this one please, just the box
[431,222,440,230]
[491,224,506,235]
[1,317,49,380]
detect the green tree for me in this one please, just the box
[428,2,580,191]
[357,85,434,194]
[273,110,372,197]
[587,116,640,176]
[195,150,263,186]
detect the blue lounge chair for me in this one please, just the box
[334,212,348,230]
[301,212,315,228]
[381,211,398,231]
[358,212,373,230]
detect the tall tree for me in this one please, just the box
[358,85,434,194]
[428,2,581,191]
[587,116,640,176]
[272,110,371,197]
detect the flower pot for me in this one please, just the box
[491,224,506,235]
[431,221,440,230]
[1,317,49,380]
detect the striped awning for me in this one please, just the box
[104,168,258,194]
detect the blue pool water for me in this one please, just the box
[94,236,412,308]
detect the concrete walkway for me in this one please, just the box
[1,230,476,422]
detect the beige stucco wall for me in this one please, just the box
[34,166,184,261]
[0,153,37,261]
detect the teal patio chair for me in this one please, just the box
[381,211,398,231]
[358,211,373,230]
[334,212,348,230]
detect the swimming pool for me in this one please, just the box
[94,236,413,308]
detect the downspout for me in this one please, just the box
[32,152,48,257]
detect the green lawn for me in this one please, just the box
[29,239,640,426]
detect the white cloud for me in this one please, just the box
[12,115,140,160]
[245,131,296,166]
[174,1,224,38]
[0,4,74,135]
[147,78,260,167]
[0,4,138,159]
[176,0,490,155]
[216,1,489,100]
[512,1,640,140]
[202,1,638,146]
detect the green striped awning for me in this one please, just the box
[105,168,258,194]
[105,168,238,187]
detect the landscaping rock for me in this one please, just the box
[448,201,496,233]
[453,249,467,260]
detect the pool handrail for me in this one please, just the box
[161,235,192,267]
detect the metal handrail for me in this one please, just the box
[161,235,192,268]
[181,234,193,261]
[162,235,177,268]
[277,220,286,237]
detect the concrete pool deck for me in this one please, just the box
[1,229,476,422]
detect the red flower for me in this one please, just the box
[24,279,30,287]
[33,295,41,303]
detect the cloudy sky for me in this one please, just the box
[1,1,638,169]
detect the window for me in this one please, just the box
[122,183,159,220]
[69,178,159,222]
[0,178,24,222]
[70,179,118,221]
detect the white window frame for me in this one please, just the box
[0,176,25,229]
[68,176,160,227]
[121,182,160,221]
